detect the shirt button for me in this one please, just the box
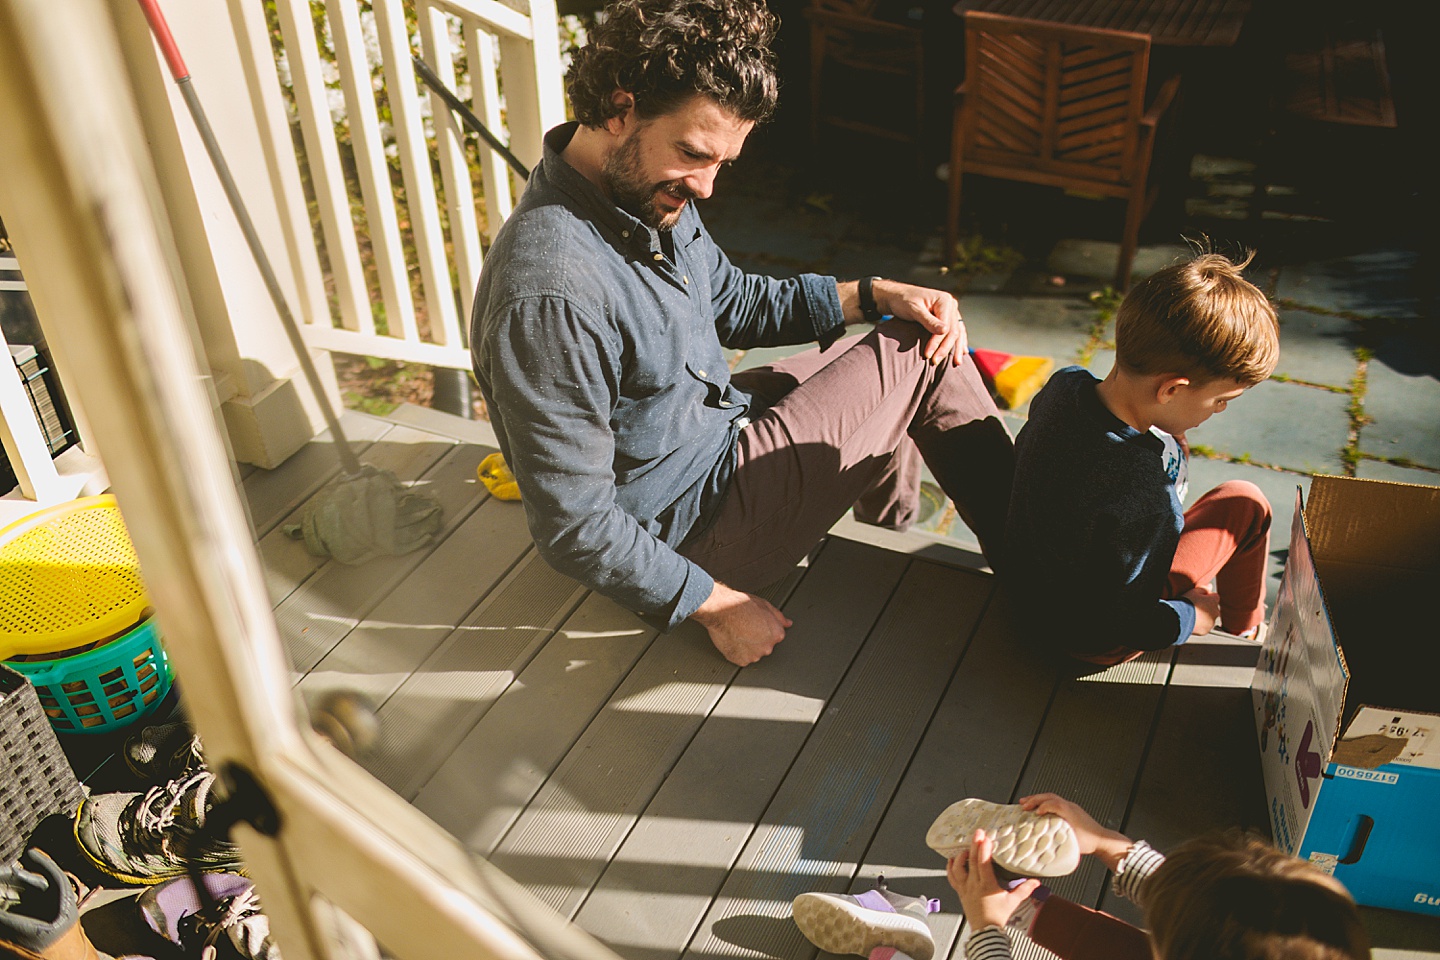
[622,230,630,238]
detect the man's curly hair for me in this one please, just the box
[567,0,780,127]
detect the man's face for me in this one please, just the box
[601,95,754,231]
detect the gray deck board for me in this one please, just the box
[412,590,665,852]
[570,538,910,960]
[848,588,1064,960]
[275,436,484,674]
[679,560,993,960]
[245,408,1440,960]
[1011,650,1175,909]
[359,550,583,799]
[242,410,391,537]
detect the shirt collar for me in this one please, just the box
[538,122,698,256]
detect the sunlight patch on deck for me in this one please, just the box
[610,683,825,722]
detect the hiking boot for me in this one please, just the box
[792,876,940,960]
[123,721,205,784]
[136,873,277,960]
[0,847,149,960]
[73,772,243,886]
[925,799,1080,878]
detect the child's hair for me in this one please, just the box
[1115,252,1279,386]
[1144,830,1370,960]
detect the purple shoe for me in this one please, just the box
[136,872,277,960]
[792,876,940,960]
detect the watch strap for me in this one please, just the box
[858,276,883,324]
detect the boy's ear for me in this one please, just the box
[1155,376,1191,405]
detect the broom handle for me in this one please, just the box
[136,0,364,478]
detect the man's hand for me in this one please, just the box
[1182,585,1220,636]
[691,580,792,666]
[877,279,968,367]
[947,830,1040,929]
[1018,793,1133,871]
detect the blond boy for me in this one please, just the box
[1004,253,1281,663]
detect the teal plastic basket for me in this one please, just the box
[4,617,171,734]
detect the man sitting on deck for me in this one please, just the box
[470,0,1013,667]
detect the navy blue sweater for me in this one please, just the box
[1004,367,1196,654]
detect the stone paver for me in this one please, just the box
[1359,359,1440,469]
[705,197,847,264]
[956,294,1095,371]
[1272,308,1363,387]
[1186,378,1350,476]
[1273,250,1423,320]
[1355,460,1440,485]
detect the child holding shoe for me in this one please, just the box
[948,793,1370,960]
[1004,252,1281,664]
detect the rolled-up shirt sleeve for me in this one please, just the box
[705,236,845,350]
[483,295,715,628]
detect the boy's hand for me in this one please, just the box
[947,830,1040,929]
[1019,794,1133,871]
[1182,586,1220,636]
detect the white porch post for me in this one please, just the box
[109,0,341,470]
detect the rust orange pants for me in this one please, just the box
[1076,478,1272,666]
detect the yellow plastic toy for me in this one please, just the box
[0,495,151,659]
[477,452,522,501]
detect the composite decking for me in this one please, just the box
[243,404,1436,960]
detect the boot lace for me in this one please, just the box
[126,771,211,859]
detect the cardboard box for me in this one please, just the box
[1252,476,1440,916]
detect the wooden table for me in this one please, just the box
[950,0,1253,47]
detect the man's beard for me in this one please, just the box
[601,132,696,232]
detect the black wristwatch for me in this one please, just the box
[858,276,883,325]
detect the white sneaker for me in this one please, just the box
[925,799,1080,877]
[792,876,940,960]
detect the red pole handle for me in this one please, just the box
[136,0,189,82]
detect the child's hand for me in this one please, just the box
[1182,586,1220,635]
[947,829,1040,929]
[1019,794,1133,871]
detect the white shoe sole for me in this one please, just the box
[792,892,935,960]
[925,798,1080,877]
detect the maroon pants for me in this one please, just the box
[1028,895,1153,960]
[680,324,1014,590]
[1078,478,1272,666]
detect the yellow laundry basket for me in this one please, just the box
[0,495,171,733]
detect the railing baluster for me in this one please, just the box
[271,0,371,334]
[373,0,458,347]
[418,1,481,341]
[330,0,418,341]
[463,21,516,241]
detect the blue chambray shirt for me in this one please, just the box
[471,123,846,630]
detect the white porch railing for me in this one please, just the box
[0,0,566,519]
[259,0,566,369]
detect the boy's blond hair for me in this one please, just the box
[1144,831,1370,960]
[1115,252,1280,386]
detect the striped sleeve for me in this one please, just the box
[964,926,1014,960]
[1111,839,1166,906]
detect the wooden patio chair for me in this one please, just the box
[804,0,926,164]
[944,11,1181,291]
